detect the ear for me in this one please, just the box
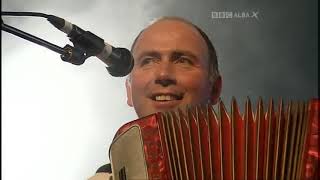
[210,76,222,104]
[125,79,133,107]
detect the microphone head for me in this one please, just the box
[106,48,134,77]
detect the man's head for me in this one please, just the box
[126,17,222,118]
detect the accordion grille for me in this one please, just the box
[110,98,319,180]
[157,98,318,180]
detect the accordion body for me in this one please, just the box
[109,99,319,180]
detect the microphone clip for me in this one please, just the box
[61,27,106,66]
[67,26,105,57]
[61,44,89,65]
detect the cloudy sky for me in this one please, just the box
[1,0,317,180]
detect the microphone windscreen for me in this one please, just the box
[106,48,134,77]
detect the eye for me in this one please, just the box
[175,56,194,65]
[140,57,156,66]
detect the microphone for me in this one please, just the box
[47,15,134,77]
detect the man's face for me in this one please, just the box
[126,20,214,118]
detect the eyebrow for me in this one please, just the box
[136,51,161,60]
[136,50,198,61]
[171,50,197,60]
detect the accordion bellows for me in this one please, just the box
[109,98,319,180]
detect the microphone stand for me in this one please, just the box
[1,19,89,65]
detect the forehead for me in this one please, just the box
[132,19,208,58]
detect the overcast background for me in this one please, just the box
[1,0,318,179]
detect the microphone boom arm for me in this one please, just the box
[1,20,89,65]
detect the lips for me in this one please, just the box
[150,93,184,101]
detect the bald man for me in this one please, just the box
[89,16,222,180]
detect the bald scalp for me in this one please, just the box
[131,17,204,53]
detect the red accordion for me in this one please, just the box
[109,98,319,180]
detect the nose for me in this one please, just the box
[154,61,177,87]
[155,78,176,87]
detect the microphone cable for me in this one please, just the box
[2,11,49,18]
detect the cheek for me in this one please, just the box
[130,71,152,96]
[179,73,211,100]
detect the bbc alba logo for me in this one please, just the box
[211,11,259,20]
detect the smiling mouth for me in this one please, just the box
[151,94,184,101]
